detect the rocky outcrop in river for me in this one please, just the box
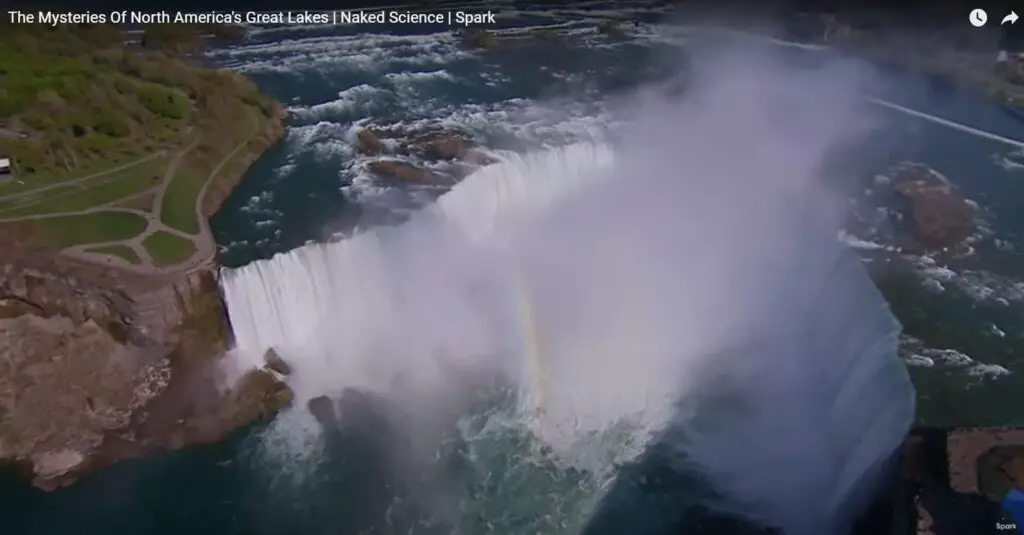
[356,127,498,186]
[890,162,976,252]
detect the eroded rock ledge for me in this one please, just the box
[0,254,291,491]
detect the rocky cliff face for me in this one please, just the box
[0,254,290,491]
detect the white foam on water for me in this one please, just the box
[208,31,471,75]
[911,255,1024,305]
[287,84,389,121]
[899,335,1012,380]
[281,96,619,214]
[384,69,455,84]
[837,230,897,252]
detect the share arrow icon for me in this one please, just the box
[1003,10,1019,24]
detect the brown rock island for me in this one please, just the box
[0,22,291,490]
[890,162,977,252]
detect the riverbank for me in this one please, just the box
[0,23,292,491]
[0,23,288,271]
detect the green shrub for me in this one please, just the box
[93,114,131,137]
[79,133,119,153]
[137,84,188,120]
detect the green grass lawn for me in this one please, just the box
[0,152,170,198]
[28,210,148,248]
[0,34,192,179]
[198,139,256,213]
[0,157,166,217]
[142,230,196,266]
[83,244,142,264]
[159,163,202,235]
[0,161,128,199]
[0,184,81,211]
[160,108,260,235]
[0,23,282,264]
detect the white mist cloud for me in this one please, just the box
[221,37,914,535]
[514,44,912,535]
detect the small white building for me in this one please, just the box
[0,158,10,176]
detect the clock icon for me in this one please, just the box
[970,8,989,27]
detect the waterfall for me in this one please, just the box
[219,142,617,397]
[219,47,915,534]
[579,220,914,535]
[219,140,914,534]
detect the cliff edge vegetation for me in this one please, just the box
[0,22,291,491]
[0,22,286,272]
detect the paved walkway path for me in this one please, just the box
[0,150,169,202]
[0,113,259,276]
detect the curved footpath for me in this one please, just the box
[0,150,169,203]
[0,113,259,275]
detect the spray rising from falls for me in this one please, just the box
[221,47,914,535]
[220,141,616,400]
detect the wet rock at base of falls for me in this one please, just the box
[307,391,396,435]
[227,369,295,424]
[263,347,292,375]
[890,162,976,251]
[307,395,339,427]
